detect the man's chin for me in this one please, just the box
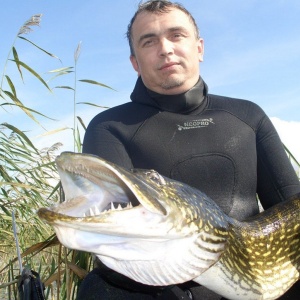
[160,77,184,91]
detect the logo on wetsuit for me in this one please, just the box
[177,118,214,131]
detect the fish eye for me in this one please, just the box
[146,170,166,186]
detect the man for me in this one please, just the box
[79,1,300,299]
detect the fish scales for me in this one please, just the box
[38,152,300,300]
[193,198,300,299]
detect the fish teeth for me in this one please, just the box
[82,202,134,217]
[89,207,95,216]
[83,205,102,217]
[109,202,133,211]
[94,206,101,215]
[83,210,90,217]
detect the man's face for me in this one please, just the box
[130,8,204,95]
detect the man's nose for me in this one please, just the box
[159,38,174,56]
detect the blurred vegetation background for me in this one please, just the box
[0,15,110,299]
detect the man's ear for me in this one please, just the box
[197,38,204,62]
[130,55,140,75]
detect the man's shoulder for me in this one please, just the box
[87,101,158,127]
[91,102,135,118]
[207,93,266,126]
[208,93,261,110]
[208,93,265,114]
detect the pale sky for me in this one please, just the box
[1,0,300,162]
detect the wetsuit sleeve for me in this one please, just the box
[256,114,300,209]
[82,122,133,170]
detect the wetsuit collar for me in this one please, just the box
[130,76,208,114]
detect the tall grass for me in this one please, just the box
[0,15,111,299]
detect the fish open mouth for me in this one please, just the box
[38,152,166,224]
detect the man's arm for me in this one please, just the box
[256,114,300,209]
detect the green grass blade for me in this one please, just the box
[1,123,39,154]
[1,101,56,126]
[77,101,110,109]
[4,76,17,97]
[1,89,43,125]
[37,127,70,137]
[48,67,74,73]
[18,36,61,61]
[12,47,23,81]
[47,67,74,82]
[10,59,52,92]
[55,86,75,91]
[77,116,86,131]
[78,79,116,91]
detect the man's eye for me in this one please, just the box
[143,40,153,47]
[173,33,183,39]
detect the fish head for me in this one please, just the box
[38,152,228,285]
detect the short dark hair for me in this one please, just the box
[126,0,200,56]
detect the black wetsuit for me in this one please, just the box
[79,77,300,300]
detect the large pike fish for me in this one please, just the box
[38,152,300,300]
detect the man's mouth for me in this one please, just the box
[159,62,180,70]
